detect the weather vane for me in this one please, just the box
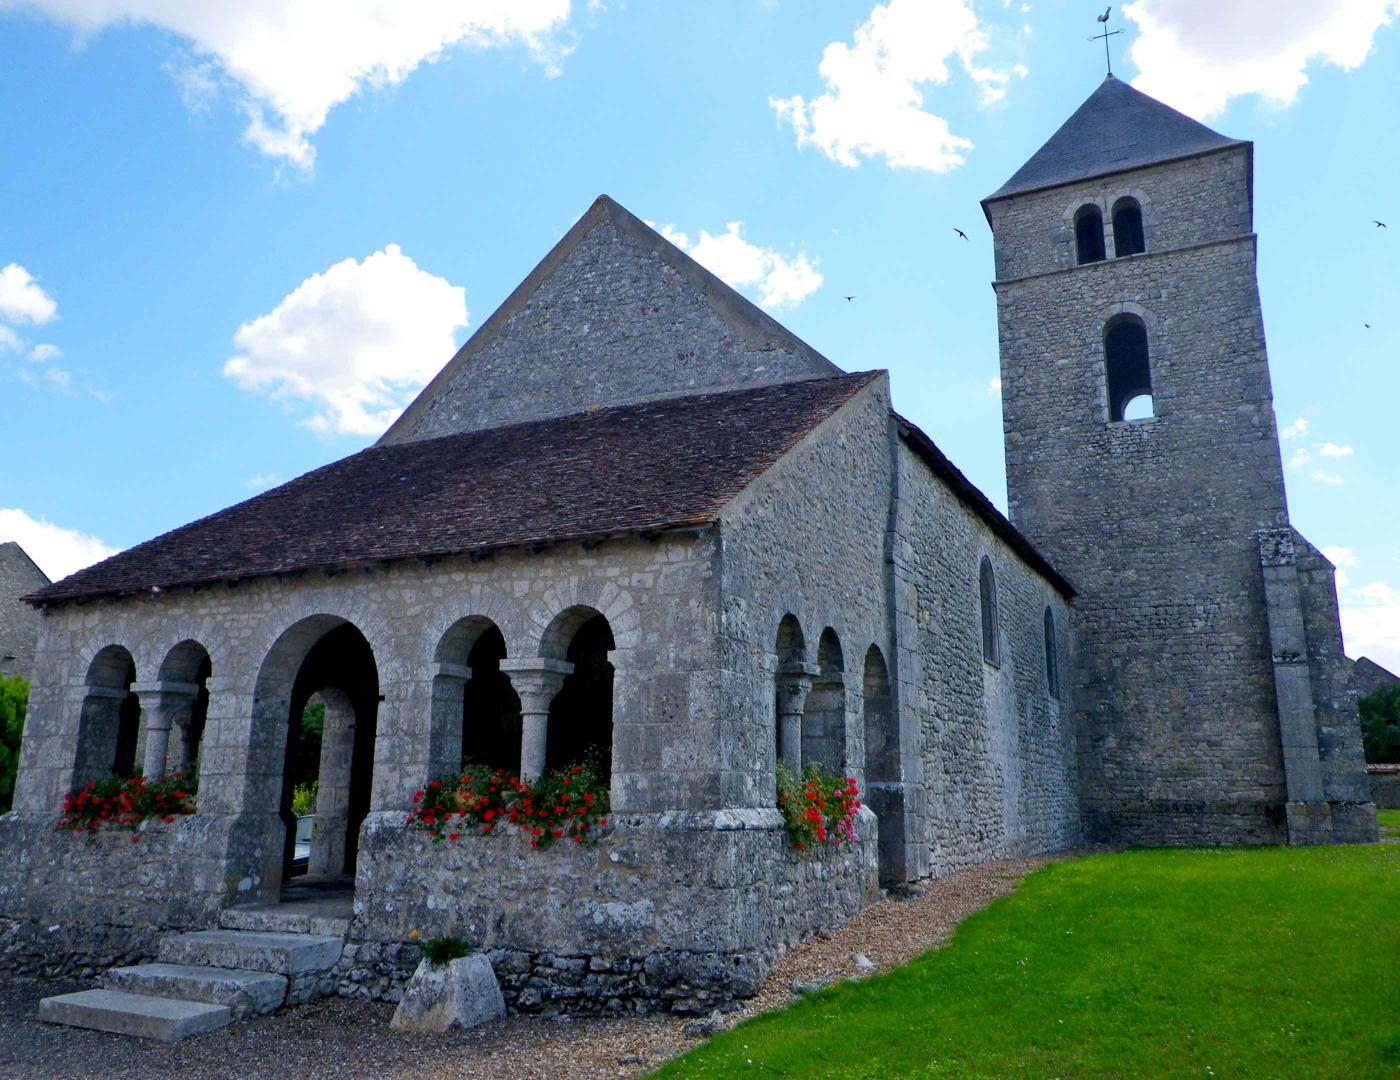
[1089,6,1123,76]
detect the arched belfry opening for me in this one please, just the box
[1075,204,1106,264]
[74,645,140,786]
[1105,314,1153,421]
[544,608,615,781]
[255,617,380,890]
[1112,197,1145,256]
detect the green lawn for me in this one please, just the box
[1378,809,1400,838]
[657,844,1400,1079]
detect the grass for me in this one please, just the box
[1378,809,1399,838]
[656,844,1400,1079]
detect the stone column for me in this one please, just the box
[499,658,573,781]
[426,662,471,778]
[131,680,200,781]
[311,688,357,877]
[776,662,818,775]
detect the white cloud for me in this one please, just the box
[769,0,1015,173]
[28,343,62,363]
[1341,577,1400,672]
[0,325,20,353]
[13,1,573,169]
[652,221,823,310]
[44,368,72,390]
[1287,447,1311,470]
[1318,442,1354,457]
[245,473,279,490]
[1310,468,1344,486]
[0,507,119,581]
[0,263,58,325]
[1322,544,1357,588]
[987,377,1002,396]
[1124,0,1400,120]
[224,244,468,436]
[1281,416,1309,440]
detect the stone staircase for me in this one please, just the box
[39,888,352,1043]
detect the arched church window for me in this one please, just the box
[1044,607,1060,699]
[1075,205,1106,264]
[979,558,1000,666]
[1112,197,1145,257]
[1105,315,1153,422]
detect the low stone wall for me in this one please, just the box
[348,807,879,1014]
[0,806,879,1014]
[1368,765,1400,810]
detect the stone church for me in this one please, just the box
[0,76,1377,1021]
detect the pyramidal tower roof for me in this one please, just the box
[984,74,1249,205]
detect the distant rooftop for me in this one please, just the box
[984,75,1249,206]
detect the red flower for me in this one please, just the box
[448,832,459,842]
[163,816,175,824]
[430,779,442,789]
[413,790,424,803]
[482,823,493,833]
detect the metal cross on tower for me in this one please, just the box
[1089,7,1123,75]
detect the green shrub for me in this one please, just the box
[415,934,472,967]
[0,675,29,813]
[1360,684,1400,763]
[291,780,318,817]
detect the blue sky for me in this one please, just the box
[1,0,1397,668]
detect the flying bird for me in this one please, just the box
[1375,220,1388,228]
[844,295,857,302]
[954,228,969,241]
[1364,322,1371,329]
[1098,6,1112,23]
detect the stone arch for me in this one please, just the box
[541,606,616,781]
[249,613,381,891]
[74,644,140,786]
[862,645,901,884]
[531,579,639,661]
[146,639,212,781]
[979,557,1000,666]
[804,628,848,774]
[433,615,522,775]
[774,614,812,776]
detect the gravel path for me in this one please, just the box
[0,854,1063,1079]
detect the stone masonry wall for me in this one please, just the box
[892,441,1080,875]
[383,200,838,444]
[348,808,877,1014]
[991,148,1293,845]
[1294,534,1378,841]
[715,378,894,804]
[0,543,49,680]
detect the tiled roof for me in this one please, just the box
[28,373,880,605]
[984,75,1247,205]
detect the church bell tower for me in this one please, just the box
[982,75,1376,845]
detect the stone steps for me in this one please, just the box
[105,962,288,1020]
[157,929,345,976]
[40,924,347,1042]
[38,988,232,1043]
[220,903,351,939]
